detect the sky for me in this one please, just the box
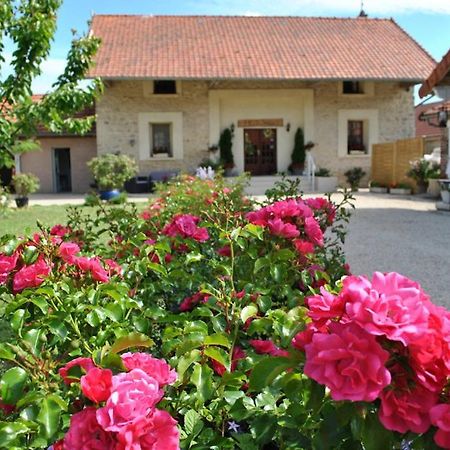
[2,0,450,99]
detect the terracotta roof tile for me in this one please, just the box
[419,49,450,97]
[89,15,435,81]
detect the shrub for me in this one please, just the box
[407,158,440,184]
[219,128,234,168]
[315,167,331,177]
[11,172,40,197]
[290,127,306,170]
[344,166,366,191]
[87,153,138,191]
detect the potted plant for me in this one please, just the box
[389,182,412,195]
[314,167,338,192]
[87,153,138,201]
[369,181,388,194]
[407,158,440,194]
[344,167,366,191]
[12,173,40,208]
[289,128,306,175]
[219,128,235,176]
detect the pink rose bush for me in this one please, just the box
[294,271,450,447]
[59,352,179,449]
[162,214,209,242]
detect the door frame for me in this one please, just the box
[52,147,72,193]
[243,128,278,175]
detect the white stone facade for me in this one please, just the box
[96,80,415,182]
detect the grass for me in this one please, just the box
[0,202,148,236]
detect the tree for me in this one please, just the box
[0,0,102,172]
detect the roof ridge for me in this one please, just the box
[91,13,393,21]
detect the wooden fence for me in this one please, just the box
[371,137,425,186]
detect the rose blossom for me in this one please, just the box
[96,368,163,432]
[211,346,246,376]
[304,322,391,402]
[306,288,346,325]
[59,357,95,385]
[379,384,438,434]
[81,367,113,403]
[116,409,180,450]
[0,252,18,284]
[63,407,115,450]
[430,404,450,449]
[13,257,51,292]
[304,217,324,247]
[58,242,80,264]
[267,218,300,239]
[121,353,177,387]
[50,224,71,237]
[249,339,289,357]
[89,258,110,283]
[162,214,209,242]
[344,272,431,346]
[293,239,315,255]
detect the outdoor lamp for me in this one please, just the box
[286,123,291,132]
[438,109,448,128]
[230,123,235,133]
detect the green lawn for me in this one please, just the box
[0,203,147,236]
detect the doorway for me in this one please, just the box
[53,148,72,192]
[244,128,277,175]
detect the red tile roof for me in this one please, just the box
[419,49,450,97]
[89,15,435,81]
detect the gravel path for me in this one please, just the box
[343,191,450,307]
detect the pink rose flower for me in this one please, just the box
[59,357,95,385]
[89,258,110,283]
[304,217,324,247]
[121,353,177,387]
[211,346,246,376]
[267,218,300,239]
[306,288,345,326]
[116,409,180,450]
[81,367,113,403]
[304,322,391,402]
[50,224,71,237]
[249,339,289,357]
[163,214,209,242]
[0,252,19,284]
[379,384,437,434]
[13,257,51,292]
[293,239,315,255]
[58,242,80,264]
[430,404,450,449]
[63,407,116,450]
[217,245,232,257]
[96,369,163,432]
[344,272,431,346]
[75,256,92,272]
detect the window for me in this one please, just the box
[347,120,365,153]
[153,80,177,95]
[151,123,172,157]
[343,81,363,94]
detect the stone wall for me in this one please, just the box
[97,80,415,182]
[96,81,210,174]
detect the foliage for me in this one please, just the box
[0,185,9,215]
[12,172,40,197]
[315,168,331,177]
[0,0,102,169]
[219,128,234,168]
[407,158,440,184]
[0,176,449,449]
[87,153,138,191]
[344,167,366,191]
[370,181,388,188]
[290,127,306,168]
[264,174,302,204]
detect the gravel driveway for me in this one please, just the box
[342,191,450,307]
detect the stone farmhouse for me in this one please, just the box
[89,15,435,182]
[22,14,436,192]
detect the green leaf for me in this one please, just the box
[361,412,394,450]
[203,333,231,348]
[177,349,201,379]
[23,328,43,355]
[0,422,29,447]
[110,332,154,354]
[0,345,15,362]
[101,353,126,371]
[185,253,204,264]
[240,304,258,323]
[252,414,277,445]
[248,356,292,392]
[254,257,269,274]
[203,347,230,370]
[191,363,214,402]
[0,367,28,404]
[37,395,63,440]
[184,409,202,435]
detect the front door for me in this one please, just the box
[244,128,277,175]
[54,148,72,192]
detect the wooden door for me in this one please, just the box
[244,128,277,175]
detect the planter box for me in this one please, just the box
[315,176,338,193]
[370,187,388,194]
[390,188,412,195]
[439,179,450,203]
[427,179,441,198]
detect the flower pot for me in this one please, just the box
[15,197,29,208]
[427,179,441,198]
[389,188,412,195]
[438,180,450,203]
[370,187,388,194]
[415,182,428,195]
[99,189,120,201]
[315,176,338,193]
